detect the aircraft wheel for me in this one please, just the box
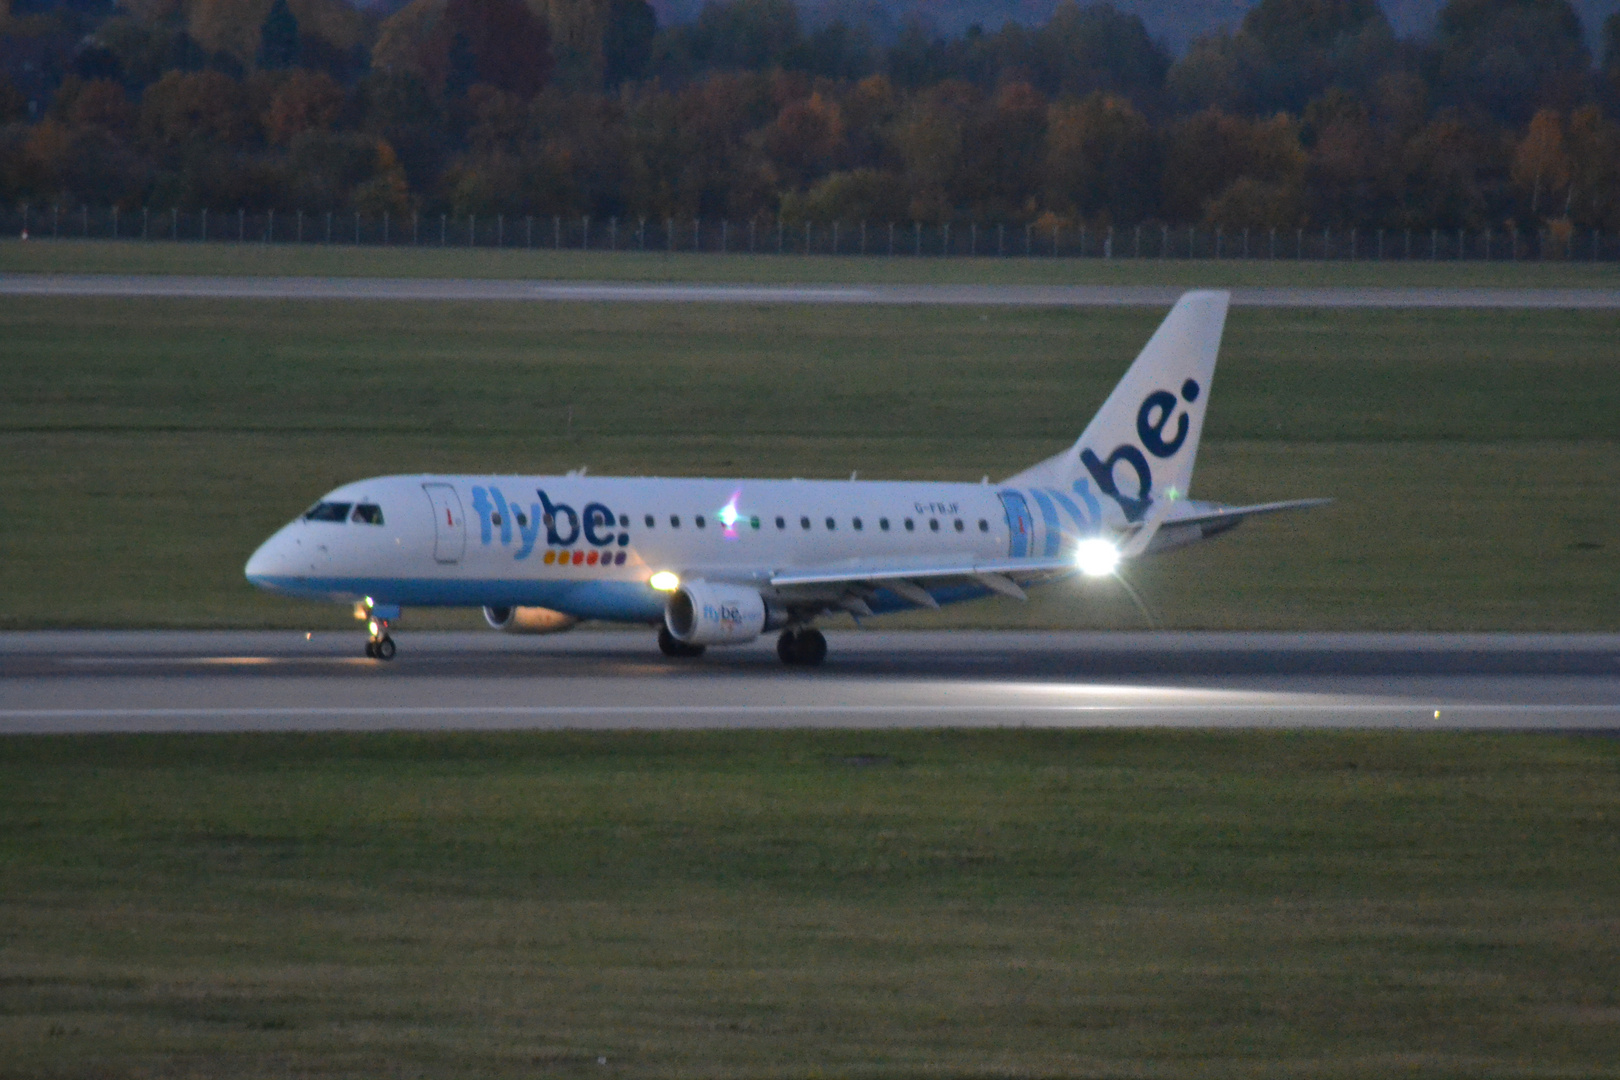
[364,640,377,659]
[777,630,798,665]
[374,637,396,661]
[796,628,827,666]
[658,626,704,658]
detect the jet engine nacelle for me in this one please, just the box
[664,581,784,645]
[483,605,579,634]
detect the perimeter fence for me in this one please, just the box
[7,204,1619,261]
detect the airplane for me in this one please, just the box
[245,290,1327,664]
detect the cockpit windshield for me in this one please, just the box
[303,501,352,522]
[351,504,384,525]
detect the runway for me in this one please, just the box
[3,274,1620,308]
[3,631,1617,733]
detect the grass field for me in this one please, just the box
[5,238,1620,287]
[1,297,1615,630]
[3,729,1619,1078]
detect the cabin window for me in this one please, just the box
[543,513,555,527]
[801,516,811,530]
[978,519,989,532]
[351,504,384,525]
[695,515,706,529]
[879,518,890,531]
[930,519,940,531]
[825,517,836,531]
[490,512,502,526]
[514,512,527,527]
[776,516,786,529]
[303,502,351,522]
[954,519,964,532]
[645,514,655,527]
[671,515,681,528]
[852,517,863,531]
[751,516,761,530]
[904,518,915,531]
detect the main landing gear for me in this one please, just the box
[777,628,827,667]
[658,625,706,658]
[365,619,396,661]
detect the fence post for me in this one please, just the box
[969,222,975,256]
[238,208,244,242]
[142,206,148,240]
[1162,224,1168,258]
[583,215,590,250]
[832,221,838,254]
[1107,225,1114,258]
[1431,228,1437,259]
[468,214,475,247]
[943,221,950,256]
[495,213,502,247]
[1322,226,1329,258]
[748,219,754,252]
[1349,227,1355,260]
[411,212,417,245]
[915,222,922,257]
[1025,223,1032,257]
[1188,225,1195,259]
[805,220,811,253]
[889,222,895,256]
[1215,226,1221,259]
[268,208,275,243]
[1296,228,1303,259]
[693,218,698,251]
[672,218,678,252]
[861,221,867,255]
[81,204,87,236]
[1377,228,1382,260]
[719,220,724,253]
[297,209,304,243]
[526,215,533,248]
[777,220,783,253]
[998,223,1005,257]
[111,206,117,239]
[171,207,177,241]
[52,204,59,238]
[201,208,207,242]
[555,216,561,248]
[439,214,445,246]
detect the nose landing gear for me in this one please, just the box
[365,618,395,661]
[777,628,826,666]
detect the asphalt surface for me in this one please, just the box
[3,631,1617,733]
[3,274,1620,308]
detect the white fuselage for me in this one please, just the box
[244,473,1129,621]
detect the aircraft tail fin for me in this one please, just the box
[1004,290,1230,521]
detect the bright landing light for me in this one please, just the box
[649,571,681,592]
[1074,537,1121,577]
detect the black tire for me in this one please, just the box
[796,628,827,666]
[365,640,377,658]
[658,626,705,658]
[777,630,799,665]
[375,637,396,661]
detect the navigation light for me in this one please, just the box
[649,571,681,591]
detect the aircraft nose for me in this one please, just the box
[245,526,298,586]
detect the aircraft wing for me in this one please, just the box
[1164,498,1334,528]
[771,555,1079,589]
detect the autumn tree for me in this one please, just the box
[1044,92,1158,223]
[1511,108,1570,219]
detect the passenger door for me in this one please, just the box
[423,483,466,564]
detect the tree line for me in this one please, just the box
[3,0,1619,233]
